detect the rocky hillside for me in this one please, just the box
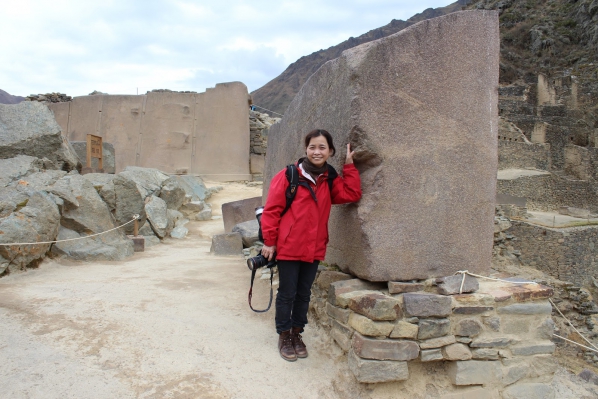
[250,0,471,116]
[0,89,24,104]
[252,0,598,117]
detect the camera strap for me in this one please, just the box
[248,265,274,313]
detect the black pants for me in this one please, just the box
[275,260,320,334]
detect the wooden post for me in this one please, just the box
[134,218,139,237]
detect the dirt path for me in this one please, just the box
[0,182,359,398]
[1,182,597,398]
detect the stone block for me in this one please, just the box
[326,302,351,324]
[471,348,499,360]
[419,335,456,349]
[470,337,513,348]
[232,219,259,247]
[448,360,501,386]
[536,318,555,339]
[502,383,555,399]
[388,281,424,294]
[328,280,385,306]
[348,292,402,321]
[421,349,443,362]
[352,332,419,361]
[455,319,483,337]
[316,270,352,291]
[348,350,409,383]
[453,306,494,315]
[510,341,555,356]
[335,291,372,309]
[417,318,451,340]
[348,313,394,337]
[502,364,528,386]
[442,343,472,361]
[453,293,494,306]
[526,355,558,379]
[210,232,243,256]
[390,321,418,339]
[483,316,500,332]
[436,274,479,295]
[497,302,552,315]
[439,388,500,399]
[456,337,472,344]
[330,319,354,352]
[221,197,262,233]
[403,293,452,317]
[263,11,499,281]
[501,284,554,302]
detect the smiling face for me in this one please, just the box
[306,135,332,167]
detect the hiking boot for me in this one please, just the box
[278,330,297,362]
[291,327,308,358]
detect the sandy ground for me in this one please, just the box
[1,182,598,398]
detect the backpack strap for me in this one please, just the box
[281,164,299,217]
[281,161,339,216]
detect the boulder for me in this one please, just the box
[159,177,187,210]
[222,197,262,232]
[437,274,479,295]
[51,174,134,261]
[175,175,211,201]
[232,219,260,247]
[70,141,116,173]
[0,191,60,273]
[119,166,169,198]
[180,200,204,217]
[145,195,169,238]
[0,155,44,187]
[113,174,146,235]
[262,11,499,281]
[0,102,80,171]
[82,173,117,211]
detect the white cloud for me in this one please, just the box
[0,0,454,97]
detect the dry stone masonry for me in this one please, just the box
[263,11,500,282]
[311,268,557,395]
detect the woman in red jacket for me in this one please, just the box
[260,129,362,361]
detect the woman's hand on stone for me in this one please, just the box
[261,245,276,261]
[345,143,355,164]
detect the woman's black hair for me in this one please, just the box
[304,129,336,157]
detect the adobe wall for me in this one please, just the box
[48,82,251,181]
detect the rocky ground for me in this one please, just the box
[0,182,597,398]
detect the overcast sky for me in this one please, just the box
[1,0,453,97]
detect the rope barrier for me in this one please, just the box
[251,105,284,117]
[0,214,140,247]
[549,297,598,351]
[454,270,598,354]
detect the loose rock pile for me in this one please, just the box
[26,93,72,103]
[0,102,217,276]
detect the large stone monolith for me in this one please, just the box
[263,11,499,282]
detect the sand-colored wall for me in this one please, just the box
[48,82,251,181]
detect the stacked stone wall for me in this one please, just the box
[497,173,598,212]
[498,141,551,170]
[248,111,279,180]
[310,270,557,395]
[508,221,598,288]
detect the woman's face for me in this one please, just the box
[306,135,331,167]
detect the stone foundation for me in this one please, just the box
[310,269,557,394]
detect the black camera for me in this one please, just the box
[246,206,277,271]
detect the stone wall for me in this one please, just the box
[508,221,598,288]
[48,82,251,181]
[498,140,551,170]
[249,111,279,180]
[497,172,598,212]
[310,269,557,395]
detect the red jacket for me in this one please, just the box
[261,162,362,262]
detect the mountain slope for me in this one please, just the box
[251,0,471,116]
[0,89,25,104]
